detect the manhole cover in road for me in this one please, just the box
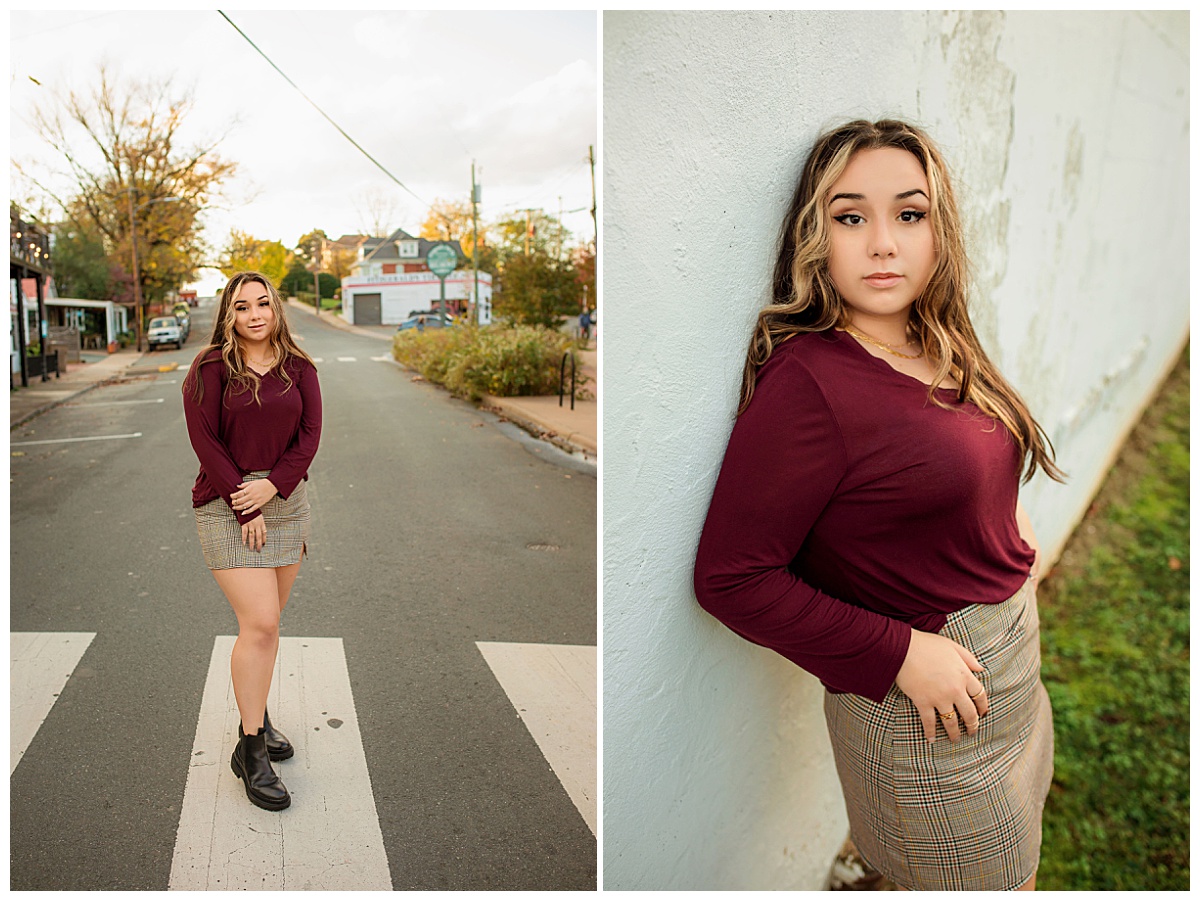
[526,542,561,552]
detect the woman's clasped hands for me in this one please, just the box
[233,478,277,552]
[895,628,989,743]
[233,477,278,515]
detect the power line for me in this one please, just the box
[217,10,428,209]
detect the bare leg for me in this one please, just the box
[212,567,281,735]
[275,560,302,615]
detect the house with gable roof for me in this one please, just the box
[339,227,492,326]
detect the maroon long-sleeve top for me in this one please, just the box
[183,348,322,526]
[693,328,1035,702]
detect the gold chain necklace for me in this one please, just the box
[841,324,924,360]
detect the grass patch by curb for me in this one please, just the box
[1037,343,1190,890]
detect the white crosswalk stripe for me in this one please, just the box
[169,636,392,890]
[476,642,597,834]
[336,357,357,362]
[10,632,96,775]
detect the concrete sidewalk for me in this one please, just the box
[9,347,161,429]
[481,348,596,457]
[286,299,597,458]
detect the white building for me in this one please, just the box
[339,228,493,326]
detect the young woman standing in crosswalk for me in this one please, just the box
[183,271,322,811]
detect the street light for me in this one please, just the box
[125,191,181,352]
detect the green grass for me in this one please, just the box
[1037,344,1189,890]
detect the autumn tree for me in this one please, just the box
[420,196,497,272]
[293,229,327,270]
[19,65,235,321]
[493,251,582,330]
[219,231,290,286]
[491,210,565,262]
[573,242,596,315]
[50,213,116,300]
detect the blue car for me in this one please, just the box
[396,313,455,332]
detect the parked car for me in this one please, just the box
[396,312,455,332]
[173,308,191,341]
[147,316,184,350]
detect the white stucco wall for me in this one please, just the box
[602,10,1188,891]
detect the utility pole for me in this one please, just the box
[589,144,597,254]
[472,161,480,324]
[311,232,322,315]
[126,188,145,353]
[519,208,541,256]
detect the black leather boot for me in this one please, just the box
[231,725,291,811]
[263,707,294,762]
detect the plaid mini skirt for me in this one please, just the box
[823,576,1054,891]
[194,471,311,570]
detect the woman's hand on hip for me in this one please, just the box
[894,628,988,743]
[240,513,267,552]
[233,478,278,515]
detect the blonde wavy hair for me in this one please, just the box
[743,119,1064,484]
[185,271,315,406]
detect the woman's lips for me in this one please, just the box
[864,274,903,288]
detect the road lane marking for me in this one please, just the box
[476,642,596,834]
[336,357,357,362]
[370,355,391,362]
[169,636,392,890]
[67,398,165,407]
[10,632,96,775]
[11,432,143,447]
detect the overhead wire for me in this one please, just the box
[217,10,429,210]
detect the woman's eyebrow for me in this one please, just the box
[830,188,930,203]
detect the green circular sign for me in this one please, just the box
[427,243,458,278]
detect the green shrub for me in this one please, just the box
[392,323,589,402]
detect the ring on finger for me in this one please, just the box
[969,688,984,700]
[938,710,955,720]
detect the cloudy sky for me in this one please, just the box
[10,10,597,294]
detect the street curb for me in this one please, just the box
[480,396,597,457]
[383,355,596,458]
[9,353,163,431]
[123,362,180,376]
[11,371,130,431]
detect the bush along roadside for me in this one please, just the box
[392,323,592,403]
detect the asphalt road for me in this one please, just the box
[9,301,597,890]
